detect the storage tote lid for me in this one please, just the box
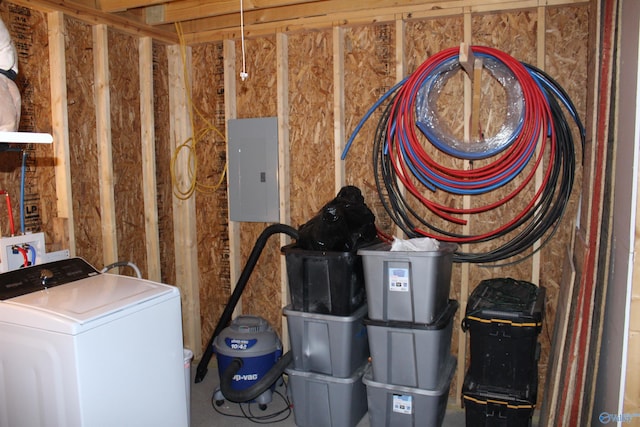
[363,355,457,396]
[281,242,363,257]
[357,241,458,257]
[364,299,458,330]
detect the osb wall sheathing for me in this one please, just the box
[0,5,54,246]
[108,29,148,277]
[234,35,284,338]
[152,42,176,287]
[65,16,101,267]
[191,41,229,349]
[343,23,397,235]
[287,29,335,226]
[63,19,151,275]
[541,3,589,403]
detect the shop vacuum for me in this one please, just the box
[196,224,299,408]
[213,315,286,408]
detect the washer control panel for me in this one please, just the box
[0,257,99,300]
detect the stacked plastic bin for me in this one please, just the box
[281,244,370,427]
[461,278,545,427]
[357,242,459,427]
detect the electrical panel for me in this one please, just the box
[228,117,280,222]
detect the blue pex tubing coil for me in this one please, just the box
[341,46,585,265]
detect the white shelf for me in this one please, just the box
[0,131,53,144]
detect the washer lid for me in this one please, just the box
[0,273,178,333]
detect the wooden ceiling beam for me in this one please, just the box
[97,0,166,12]
[168,0,589,44]
[10,0,591,45]
[163,0,396,34]
[10,0,179,44]
[160,0,446,34]
[145,0,328,25]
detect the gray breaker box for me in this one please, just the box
[283,303,369,378]
[286,363,368,427]
[358,242,457,324]
[362,356,457,427]
[364,299,458,389]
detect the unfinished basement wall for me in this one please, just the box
[191,40,229,347]
[0,0,590,407]
[64,16,101,266]
[342,23,397,235]
[233,35,284,339]
[153,42,177,288]
[107,29,147,278]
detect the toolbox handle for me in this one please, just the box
[461,317,469,332]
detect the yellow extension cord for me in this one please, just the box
[170,22,227,200]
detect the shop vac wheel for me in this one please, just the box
[214,398,267,410]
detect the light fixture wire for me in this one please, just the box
[239,0,248,80]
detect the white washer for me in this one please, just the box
[0,258,188,427]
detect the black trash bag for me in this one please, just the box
[297,185,377,252]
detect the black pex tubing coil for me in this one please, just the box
[342,46,585,265]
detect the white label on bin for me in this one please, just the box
[388,267,410,292]
[392,394,413,414]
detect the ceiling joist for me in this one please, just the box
[143,0,327,25]
[10,0,179,43]
[8,0,590,45]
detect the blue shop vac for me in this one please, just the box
[196,224,298,407]
[213,315,285,407]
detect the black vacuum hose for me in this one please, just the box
[219,351,293,403]
[195,223,299,383]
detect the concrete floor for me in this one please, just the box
[187,358,467,427]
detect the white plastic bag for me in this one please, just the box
[0,16,20,132]
[390,236,441,251]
